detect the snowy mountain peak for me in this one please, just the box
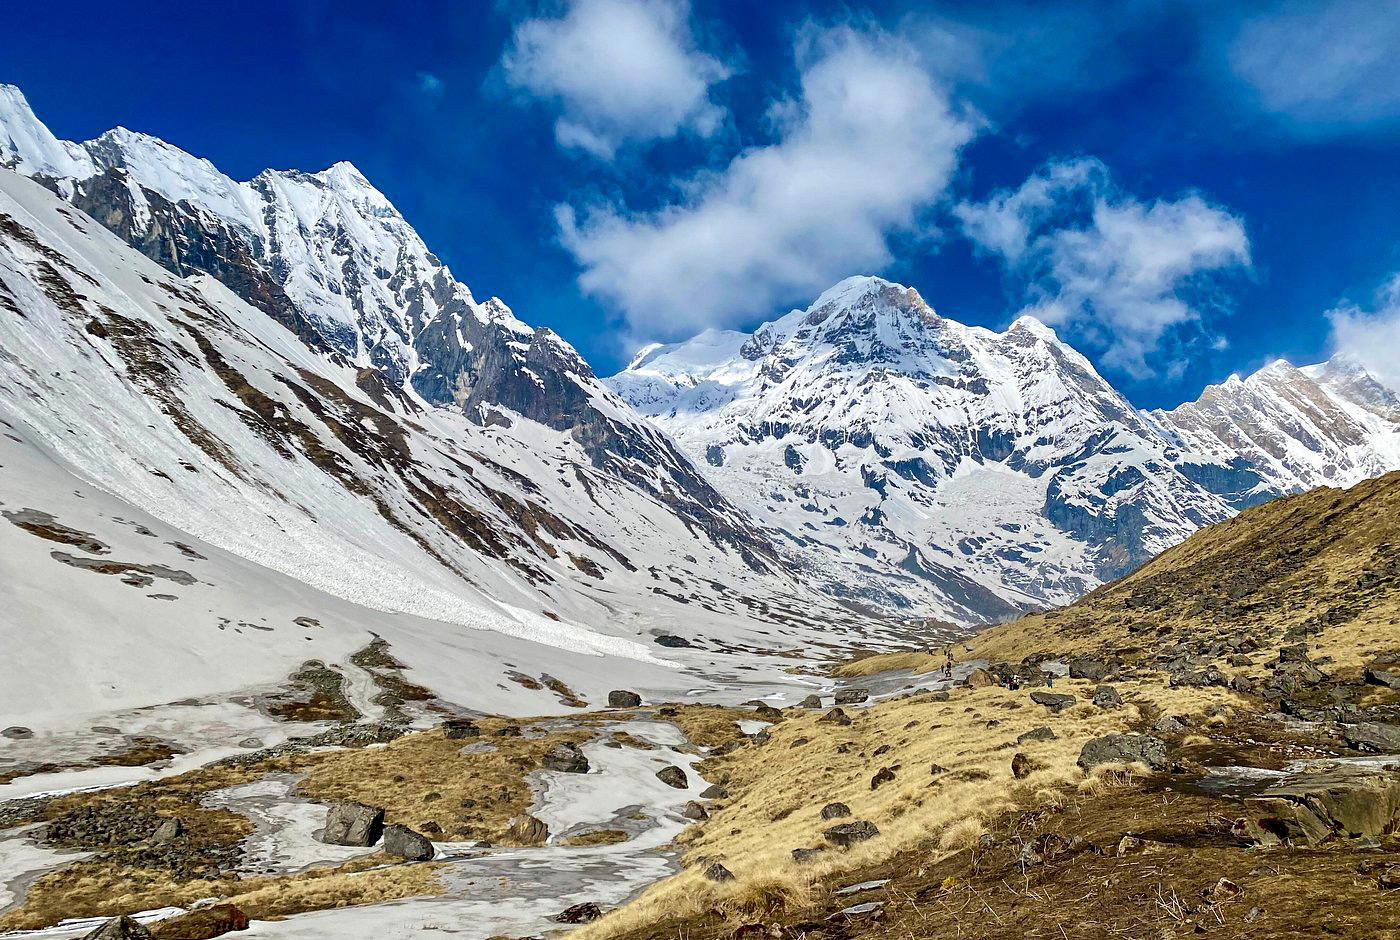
[0,84,95,180]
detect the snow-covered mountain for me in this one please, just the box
[0,87,921,734]
[609,276,1400,623]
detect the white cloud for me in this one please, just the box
[1327,274,1400,389]
[556,23,978,338]
[501,0,733,158]
[956,158,1251,379]
[1221,0,1400,135]
[416,72,445,100]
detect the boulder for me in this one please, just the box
[792,847,824,863]
[800,694,823,709]
[383,823,435,861]
[554,903,603,924]
[754,704,785,722]
[152,818,182,843]
[834,688,870,705]
[1091,686,1123,710]
[1029,691,1077,712]
[656,765,689,789]
[1017,726,1056,744]
[542,742,590,774]
[1011,753,1039,779]
[870,767,896,790]
[149,904,248,939]
[320,802,384,847]
[1077,734,1169,771]
[1068,658,1114,681]
[683,801,709,820]
[1,726,33,740]
[699,784,729,799]
[964,668,996,689]
[1344,722,1400,753]
[507,814,550,845]
[1366,662,1400,689]
[441,719,479,739]
[654,634,692,648]
[1241,766,1400,845]
[818,707,852,726]
[820,802,852,820]
[82,917,153,940]
[1152,715,1187,734]
[704,862,735,882]
[607,690,643,708]
[823,820,879,848]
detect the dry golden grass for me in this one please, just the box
[658,705,753,750]
[574,679,1244,940]
[0,853,442,930]
[831,651,944,679]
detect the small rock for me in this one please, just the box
[82,917,153,940]
[1204,877,1242,903]
[683,801,708,820]
[1011,753,1038,779]
[824,820,879,848]
[0,726,32,740]
[821,801,852,819]
[654,634,692,648]
[1077,734,1169,771]
[607,690,643,708]
[1245,906,1264,922]
[152,818,182,843]
[441,719,480,739]
[541,742,590,774]
[1152,715,1186,734]
[1091,686,1122,709]
[383,823,435,861]
[800,694,823,709]
[704,862,735,882]
[554,903,603,924]
[792,847,823,863]
[835,688,870,705]
[754,704,784,722]
[1116,835,1144,856]
[493,724,522,738]
[870,767,896,790]
[700,784,729,799]
[818,707,852,726]
[507,814,550,846]
[656,765,689,789]
[321,802,384,847]
[1017,726,1056,743]
[236,737,262,749]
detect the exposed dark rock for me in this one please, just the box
[824,820,879,848]
[835,688,870,705]
[83,916,154,939]
[700,784,729,799]
[321,802,384,846]
[654,634,692,648]
[818,707,852,726]
[1,726,34,740]
[1092,686,1123,709]
[1011,753,1040,779]
[964,668,996,689]
[541,742,590,774]
[1029,691,1077,712]
[683,801,708,820]
[382,823,435,860]
[1345,722,1400,753]
[149,904,248,939]
[1068,658,1115,681]
[821,802,852,820]
[1242,766,1400,845]
[704,862,735,882]
[870,767,896,790]
[607,690,643,708]
[656,765,689,789]
[1077,734,1169,771]
[152,818,182,843]
[554,903,603,924]
[792,847,824,863]
[1017,726,1056,743]
[800,694,823,709]
[507,814,549,845]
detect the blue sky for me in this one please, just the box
[4,0,1400,407]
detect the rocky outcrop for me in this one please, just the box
[1077,734,1168,771]
[383,823,435,861]
[1242,767,1400,845]
[320,802,384,847]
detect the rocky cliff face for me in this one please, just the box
[609,276,1400,623]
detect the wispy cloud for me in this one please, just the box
[956,158,1251,379]
[416,71,445,101]
[500,0,733,159]
[556,22,978,339]
[1217,0,1400,136]
[1327,274,1400,389]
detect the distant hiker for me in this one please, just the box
[1046,673,1054,688]
[1008,674,1021,691]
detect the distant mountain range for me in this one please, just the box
[3,81,1398,658]
[609,276,1400,622]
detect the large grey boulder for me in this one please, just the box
[383,823,435,860]
[1077,734,1169,771]
[508,814,550,845]
[656,765,689,789]
[607,690,642,708]
[1029,691,1077,712]
[542,742,590,773]
[834,688,870,705]
[1344,722,1400,753]
[824,820,879,847]
[321,801,384,846]
[1242,766,1400,845]
[1091,686,1123,710]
